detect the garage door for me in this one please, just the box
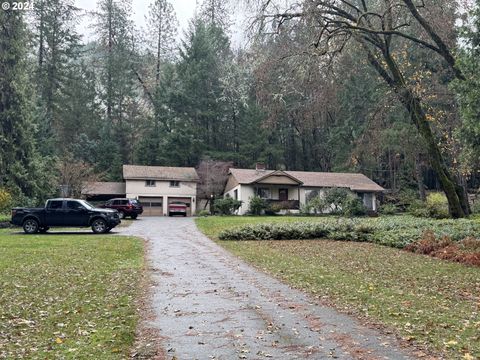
[139,197,163,216]
[168,197,192,216]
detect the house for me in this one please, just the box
[223,164,384,215]
[82,165,199,216]
[123,165,199,216]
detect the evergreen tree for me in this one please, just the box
[0,10,57,203]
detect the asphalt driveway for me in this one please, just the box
[123,217,414,360]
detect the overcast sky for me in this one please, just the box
[74,0,247,46]
[75,0,199,41]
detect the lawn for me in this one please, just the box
[196,216,480,359]
[0,229,144,359]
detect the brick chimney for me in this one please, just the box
[255,162,266,171]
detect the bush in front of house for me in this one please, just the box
[213,198,242,215]
[304,188,367,216]
[248,196,268,215]
[379,203,398,215]
[218,216,480,249]
[196,209,210,217]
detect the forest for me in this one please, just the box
[1,0,480,216]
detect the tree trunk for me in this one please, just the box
[398,87,468,217]
[368,46,470,218]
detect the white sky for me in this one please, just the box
[75,0,199,42]
[74,0,246,46]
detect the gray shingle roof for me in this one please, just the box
[123,165,199,182]
[229,168,384,192]
[82,182,126,195]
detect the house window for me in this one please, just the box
[169,180,180,187]
[233,189,238,200]
[257,188,271,199]
[145,180,156,187]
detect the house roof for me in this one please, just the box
[252,170,303,185]
[82,182,126,195]
[228,168,384,192]
[123,165,200,182]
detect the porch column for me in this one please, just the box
[298,185,301,208]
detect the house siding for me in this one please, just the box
[126,179,197,215]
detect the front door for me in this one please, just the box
[279,188,288,201]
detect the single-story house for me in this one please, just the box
[223,165,384,215]
[123,165,199,216]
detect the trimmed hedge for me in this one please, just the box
[218,216,480,249]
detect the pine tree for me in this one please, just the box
[0,10,57,202]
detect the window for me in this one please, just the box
[47,200,63,209]
[66,201,84,210]
[169,180,180,187]
[145,180,156,187]
[257,188,271,199]
[233,189,238,200]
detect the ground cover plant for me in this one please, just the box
[214,215,480,250]
[196,216,480,358]
[0,229,143,359]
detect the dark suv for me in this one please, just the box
[102,198,143,219]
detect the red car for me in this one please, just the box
[168,202,187,217]
[102,198,143,219]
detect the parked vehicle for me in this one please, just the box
[11,198,121,234]
[101,198,143,219]
[168,202,187,216]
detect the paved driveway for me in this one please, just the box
[122,217,413,360]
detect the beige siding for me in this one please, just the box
[224,175,240,193]
[126,179,197,197]
[126,179,197,216]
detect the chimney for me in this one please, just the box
[255,162,266,171]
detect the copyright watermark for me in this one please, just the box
[2,1,35,10]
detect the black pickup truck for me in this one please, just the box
[11,198,121,234]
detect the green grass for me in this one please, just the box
[196,216,480,359]
[0,213,9,222]
[0,228,144,359]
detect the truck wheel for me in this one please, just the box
[23,219,39,234]
[91,218,108,234]
[118,211,125,219]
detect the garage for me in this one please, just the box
[168,197,192,217]
[139,197,163,216]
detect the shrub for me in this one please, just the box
[213,198,242,215]
[379,203,398,215]
[471,201,480,215]
[196,209,210,217]
[342,194,366,216]
[426,192,449,219]
[306,188,366,216]
[0,188,13,214]
[408,199,430,218]
[248,196,267,215]
[218,215,480,250]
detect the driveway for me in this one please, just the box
[122,217,414,360]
